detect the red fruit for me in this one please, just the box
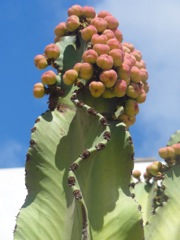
[68,5,83,16]
[113,29,123,42]
[34,54,48,70]
[109,49,124,67]
[63,69,78,85]
[81,25,97,41]
[66,15,80,32]
[90,17,108,33]
[82,6,96,18]
[82,49,98,64]
[91,33,108,45]
[41,70,57,85]
[97,11,112,18]
[107,38,122,50]
[79,63,94,80]
[124,99,139,116]
[113,79,127,97]
[33,83,45,98]
[99,69,117,88]
[89,81,105,97]
[93,43,110,55]
[96,54,113,70]
[54,22,67,38]
[44,43,60,59]
[102,29,115,40]
[104,15,119,30]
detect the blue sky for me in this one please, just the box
[1,0,180,168]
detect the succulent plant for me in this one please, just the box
[14,4,180,240]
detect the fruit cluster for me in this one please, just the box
[33,4,149,127]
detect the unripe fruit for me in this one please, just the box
[122,45,131,53]
[146,163,159,176]
[79,63,94,80]
[97,11,112,18]
[113,79,127,97]
[113,29,123,42]
[102,29,115,40]
[44,43,60,59]
[124,99,139,116]
[140,68,148,82]
[130,66,142,83]
[89,81,105,97]
[34,54,48,70]
[158,146,175,159]
[131,49,142,61]
[93,43,110,55]
[41,70,57,85]
[68,5,83,17]
[153,161,163,171]
[96,54,113,70]
[90,17,108,33]
[122,42,134,52]
[118,114,136,127]
[117,63,131,83]
[91,33,108,45]
[135,60,146,69]
[109,49,124,67]
[172,143,180,156]
[104,15,119,30]
[132,170,141,179]
[126,82,141,98]
[102,88,116,98]
[66,15,80,32]
[33,83,45,98]
[107,38,122,50]
[82,6,96,18]
[54,22,67,37]
[63,69,78,85]
[124,53,136,68]
[81,25,97,41]
[99,69,117,88]
[136,89,146,103]
[82,49,98,64]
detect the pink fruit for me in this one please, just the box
[63,69,78,85]
[172,143,180,156]
[122,42,134,52]
[102,29,115,40]
[41,70,57,85]
[158,146,175,159]
[135,59,146,69]
[140,68,148,82]
[89,81,105,97]
[82,49,98,64]
[99,69,117,88]
[117,63,131,83]
[96,54,113,70]
[44,43,60,59]
[68,5,83,17]
[54,22,67,37]
[34,54,48,70]
[82,6,96,18]
[93,43,110,55]
[109,49,124,67]
[91,33,108,45]
[130,66,142,83]
[126,82,141,98]
[81,25,97,41]
[33,83,45,98]
[90,17,108,33]
[124,53,136,68]
[107,38,122,50]
[66,15,80,32]
[104,15,119,30]
[113,79,127,97]
[113,29,123,42]
[124,99,139,116]
[131,49,142,61]
[97,11,112,18]
[79,63,94,80]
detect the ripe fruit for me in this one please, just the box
[90,17,108,33]
[41,70,57,85]
[99,69,117,88]
[91,33,108,45]
[104,15,119,30]
[81,25,97,41]
[68,5,83,17]
[66,15,80,32]
[63,69,78,85]
[54,22,67,38]
[113,79,127,97]
[96,54,113,70]
[82,6,96,18]
[109,49,124,67]
[34,55,48,70]
[44,43,60,59]
[33,83,45,98]
[107,38,121,50]
[82,49,98,64]
[93,43,110,55]
[79,63,94,80]
[89,81,105,97]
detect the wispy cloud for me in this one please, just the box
[0,140,26,168]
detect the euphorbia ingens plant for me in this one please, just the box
[14,4,180,240]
